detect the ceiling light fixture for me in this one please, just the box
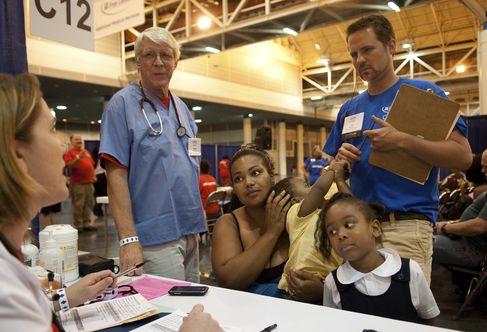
[195,119,202,123]
[387,1,400,12]
[310,96,323,101]
[192,106,202,111]
[314,43,320,50]
[402,42,412,49]
[56,105,67,110]
[283,27,298,36]
[205,46,220,54]
[318,58,329,66]
[197,16,212,30]
[248,113,253,118]
[62,118,68,123]
[98,119,102,124]
[456,65,466,73]
[90,121,95,124]
[445,91,451,96]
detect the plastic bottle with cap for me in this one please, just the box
[21,231,39,267]
[39,231,64,279]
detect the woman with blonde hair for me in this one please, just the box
[0,73,117,330]
[0,73,222,332]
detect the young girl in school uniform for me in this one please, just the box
[316,193,440,324]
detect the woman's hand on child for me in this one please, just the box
[264,190,291,236]
[66,270,116,307]
[286,270,324,303]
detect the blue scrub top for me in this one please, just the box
[100,83,206,246]
[324,78,468,222]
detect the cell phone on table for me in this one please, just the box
[168,285,209,296]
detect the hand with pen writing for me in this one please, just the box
[286,270,323,303]
[179,304,224,332]
[363,115,405,151]
[65,270,116,307]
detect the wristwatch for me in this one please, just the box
[440,220,458,236]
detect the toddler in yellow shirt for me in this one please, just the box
[277,160,350,303]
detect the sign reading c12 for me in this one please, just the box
[30,0,95,51]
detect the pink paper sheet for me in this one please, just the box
[118,276,190,300]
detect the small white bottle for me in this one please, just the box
[39,231,64,278]
[21,236,39,267]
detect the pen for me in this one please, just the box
[260,323,277,332]
[114,262,145,279]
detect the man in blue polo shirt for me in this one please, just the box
[323,15,472,284]
[99,27,206,281]
[304,147,329,185]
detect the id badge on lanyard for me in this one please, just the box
[341,112,364,141]
[188,138,201,156]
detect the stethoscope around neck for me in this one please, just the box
[138,82,188,137]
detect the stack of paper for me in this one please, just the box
[131,310,244,332]
[59,293,157,332]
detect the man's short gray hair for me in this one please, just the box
[135,27,181,60]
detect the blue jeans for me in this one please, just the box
[433,234,483,267]
[245,276,286,298]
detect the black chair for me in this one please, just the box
[452,256,487,320]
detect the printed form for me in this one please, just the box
[59,293,157,332]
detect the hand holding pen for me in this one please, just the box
[114,262,145,280]
[64,270,117,308]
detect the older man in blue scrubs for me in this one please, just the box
[99,27,206,281]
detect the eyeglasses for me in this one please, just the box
[140,50,175,64]
[89,284,139,303]
[117,284,138,296]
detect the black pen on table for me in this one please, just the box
[114,262,145,280]
[260,323,277,332]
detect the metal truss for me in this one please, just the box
[302,42,479,98]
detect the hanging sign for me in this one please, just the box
[93,0,145,39]
[30,0,95,51]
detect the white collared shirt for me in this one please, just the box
[323,248,440,319]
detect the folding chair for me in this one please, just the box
[452,256,487,320]
[201,188,233,245]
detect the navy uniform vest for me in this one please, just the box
[331,258,419,323]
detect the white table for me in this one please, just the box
[150,280,456,332]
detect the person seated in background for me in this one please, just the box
[439,170,472,195]
[200,160,219,216]
[466,152,487,199]
[318,193,439,324]
[212,145,293,298]
[304,146,329,186]
[434,149,487,268]
[276,160,349,303]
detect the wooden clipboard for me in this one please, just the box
[368,84,460,185]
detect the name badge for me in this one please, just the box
[341,112,364,140]
[188,138,201,156]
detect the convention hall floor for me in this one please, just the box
[52,200,486,332]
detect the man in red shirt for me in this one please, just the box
[218,156,230,186]
[64,134,96,232]
[200,160,219,216]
